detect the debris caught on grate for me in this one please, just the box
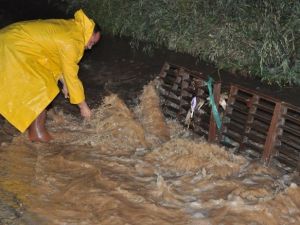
[159,62,221,142]
[158,62,300,173]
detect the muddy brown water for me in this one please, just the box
[1,85,300,225]
[1,1,300,224]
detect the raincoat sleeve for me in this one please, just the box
[59,42,85,104]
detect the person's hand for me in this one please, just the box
[62,84,69,99]
[78,101,92,119]
[59,77,69,99]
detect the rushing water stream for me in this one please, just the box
[0,83,299,225]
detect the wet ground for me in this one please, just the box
[0,1,300,224]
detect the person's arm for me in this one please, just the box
[60,43,92,119]
[59,77,91,119]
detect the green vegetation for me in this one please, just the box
[58,0,300,85]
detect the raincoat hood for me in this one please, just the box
[74,9,95,46]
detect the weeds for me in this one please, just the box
[53,0,300,86]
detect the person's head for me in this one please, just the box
[85,23,101,50]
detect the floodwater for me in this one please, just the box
[1,82,300,225]
[1,1,300,224]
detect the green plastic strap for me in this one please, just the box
[207,77,222,130]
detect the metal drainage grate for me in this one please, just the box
[271,103,300,172]
[158,62,300,172]
[159,62,221,141]
[221,85,300,172]
[220,85,279,159]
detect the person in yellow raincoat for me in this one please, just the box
[0,9,101,142]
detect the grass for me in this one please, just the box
[52,0,300,86]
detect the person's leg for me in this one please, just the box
[28,110,52,142]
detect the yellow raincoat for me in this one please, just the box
[0,9,95,132]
